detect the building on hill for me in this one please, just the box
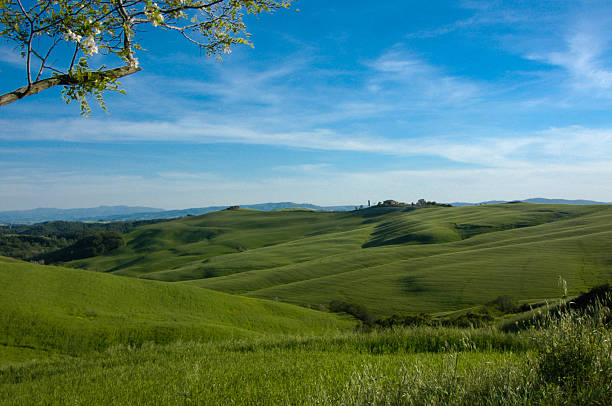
[226,205,240,210]
[383,200,399,206]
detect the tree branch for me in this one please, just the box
[162,0,226,15]
[69,43,80,71]
[0,65,142,107]
[36,37,61,81]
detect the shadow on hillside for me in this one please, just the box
[400,276,428,294]
[105,256,146,272]
[363,233,437,248]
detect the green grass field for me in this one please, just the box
[1,204,611,405]
[2,311,610,405]
[67,203,612,316]
[0,341,528,405]
[0,257,352,355]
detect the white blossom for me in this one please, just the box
[82,35,98,55]
[144,3,164,26]
[64,29,82,43]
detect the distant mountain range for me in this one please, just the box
[0,202,356,224]
[0,205,163,224]
[88,202,357,222]
[1,198,609,224]
[450,198,611,206]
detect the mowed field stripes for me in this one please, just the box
[66,204,612,316]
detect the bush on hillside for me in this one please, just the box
[375,309,496,329]
[441,310,495,328]
[329,300,374,326]
[487,295,520,314]
[375,313,433,328]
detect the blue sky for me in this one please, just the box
[2,0,612,210]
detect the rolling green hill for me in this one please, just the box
[66,204,612,316]
[68,210,371,277]
[0,257,352,355]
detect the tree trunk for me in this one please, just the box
[0,65,142,106]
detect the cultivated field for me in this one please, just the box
[69,203,612,315]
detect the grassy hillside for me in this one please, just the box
[67,204,612,316]
[69,210,369,277]
[0,257,351,355]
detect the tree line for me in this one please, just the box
[0,219,164,262]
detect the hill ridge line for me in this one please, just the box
[197,219,612,295]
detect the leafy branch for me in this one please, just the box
[0,0,292,114]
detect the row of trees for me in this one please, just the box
[39,231,125,263]
[355,199,452,210]
[0,219,162,261]
[327,295,543,330]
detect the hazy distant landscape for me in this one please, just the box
[2,198,609,224]
[0,202,356,224]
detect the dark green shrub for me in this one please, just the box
[442,309,495,328]
[487,295,519,314]
[328,300,374,326]
[375,313,433,328]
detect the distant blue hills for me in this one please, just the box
[450,198,612,207]
[1,198,609,224]
[0,205,163,224]
[0,202,356,224]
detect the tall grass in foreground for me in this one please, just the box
[532,301,611,404]
[221,325,530,354]
[2,305,610,405]
[338,307,611,405]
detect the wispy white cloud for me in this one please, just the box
[160,54,312,105]
[407,1,555,40]
[534,126,612,159]
[157,171,218,180]
[366,49,481,104]
[273,163,331,172]
[2,113,612,169]
[528,31,612,91]
[87,42,488,130]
